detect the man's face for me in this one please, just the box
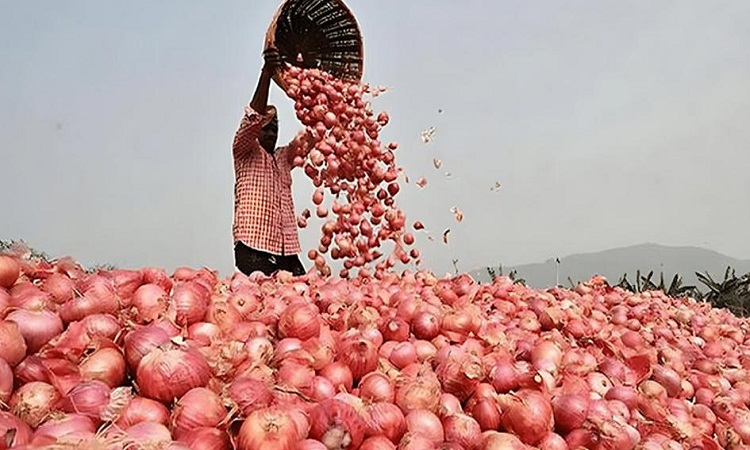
[259,116,278,153]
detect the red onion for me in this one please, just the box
[245,336,274,366]
[389,342,416,369]
[131,283,169,323]
[171,387,227,439]
[33,414,96,441]
[360,436,397,450]
[0,256,20,288]
[238,407,301,450]
[338,330,378,381]
[141,267,173,293]
[173,282,210,326]
[483,432,526,450]
[295,439,329,450]
[320,361,354,392]
[359,372,394,403]
[489,359,520,393]
[82,313,120,339]
[6,309,62,354]
[60,380,111,421]
[41,272,75,304]
[123,325,172,371]
[398,433,436,450]
[413,340,437,363]
[605,385,638,409]
[651,365,682,398]
[470,398,501,431]
[180,427,233,450]
[0,289,8,317]
[442,413,482,450]
[0,358,12,404]
[412,311,440,340]
[228,377,274,415]
[136,348,211,403]
[435,348,483,401]
[188,322,223,345]
[405,409,444,442]
[363,403,405,443]
[10,284,51,310]
[551,394,590,434]
[115,396,171,427]
[382,317,410,342]
[279,303,321,340]
[277,361,315,394]
[308,399,366,450]
[124,421,173,447]
[497,390,554,446]
[79,347,127,388]
[538,432,568,450]
[438,393,463,417]
[311,376,336,401]
[530,340,563,374]
[395,364,442,414]
[0,320,27,367]
[109,269,144,302]
[58,289,118,324]
[9,381,61,427]
[0,411,33,447]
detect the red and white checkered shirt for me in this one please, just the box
[232,105,301,256]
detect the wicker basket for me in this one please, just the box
[264,0,364,94]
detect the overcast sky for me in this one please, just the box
[1,1,749,277]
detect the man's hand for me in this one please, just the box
[263,48,283,74]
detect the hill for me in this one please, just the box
[471,243,750,289]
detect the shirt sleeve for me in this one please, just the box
[233,105,265,158]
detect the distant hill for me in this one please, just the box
[471,243,750,289]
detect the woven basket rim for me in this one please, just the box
[264,0,364,94]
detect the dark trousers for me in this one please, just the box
[234,241,305,277]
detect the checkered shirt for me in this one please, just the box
[232,105,301,256]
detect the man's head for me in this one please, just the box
[259,106,279,153]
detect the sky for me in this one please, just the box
[1,1,749,277]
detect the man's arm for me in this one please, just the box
[250,48,282,114]
[234,49,283,158]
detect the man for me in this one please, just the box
[232,48,306,277]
